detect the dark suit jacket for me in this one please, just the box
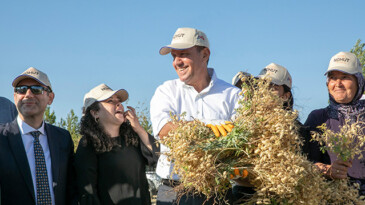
[0,119,77,205]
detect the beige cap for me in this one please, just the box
[159,27,209,55]
[12,67,52,91]
[83,83,128,111]
[232,71,251,86]
[325,51,362,75]
[257,63,292,88]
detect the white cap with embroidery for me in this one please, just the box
[83,83,128,111]
[326,51,362,75]
[257,63,292,89]
[159,27,209,55]
[12,67,52,91]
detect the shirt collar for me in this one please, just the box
[17,115,46,136]
[207,68,217,87]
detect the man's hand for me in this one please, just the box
[206,121,234,137]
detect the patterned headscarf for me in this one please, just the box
[327,72,365,123]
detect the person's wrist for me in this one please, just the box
[135,126,147,137]
[315,163,334,180]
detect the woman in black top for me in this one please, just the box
[75,83,159,205]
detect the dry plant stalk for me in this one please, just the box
[312,120,365,162]
[310,120,365,204]
[160,76,365,205]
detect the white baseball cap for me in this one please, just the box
[83,83,128,111]
[325,51,362,75]
[257,63,292,88]
[12,67,52,91]
[159,27,209,55]
[232,71,251,86]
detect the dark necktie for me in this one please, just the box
[30,131,52,205]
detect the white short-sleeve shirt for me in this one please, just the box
[150,68,241,180]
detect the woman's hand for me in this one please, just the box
[330,159,352,179]
[314,160,352,180]
[125,106,153,150]
[124,106,144,134]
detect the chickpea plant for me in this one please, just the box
[313,120,365,162]
[160,76,365,205]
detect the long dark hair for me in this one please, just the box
[283,85,294,110]
[80,101,139,153]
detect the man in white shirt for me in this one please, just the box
[150,27,241,204]
[0,67,77,205]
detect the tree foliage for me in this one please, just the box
[350,39,365,75]
[58,109,81,149]
[44,107,56,125]
[44,107,81,150]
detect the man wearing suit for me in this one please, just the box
[0,67,77,205]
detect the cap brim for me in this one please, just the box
[159,43,195,55]
[98,89,129,103]
[12,74,48,88]
[257,75,287,87]
[232,72,251,85]
[232,73,243,85]
[325,67,359,75]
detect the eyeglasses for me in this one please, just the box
[14,85,51,95]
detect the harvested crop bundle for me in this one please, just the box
[311,120,365,204]
[313,121,365,162]
[160,76,365,204]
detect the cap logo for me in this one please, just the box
[25,71,39,75]
[334,56,350,63]
[101,87,110,91]
[197,35,205,40]
[260,68,278,75]
[173,33,185,39]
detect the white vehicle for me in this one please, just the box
[146,171,161,199]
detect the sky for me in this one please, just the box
[1,0,364,123]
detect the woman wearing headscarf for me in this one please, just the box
[75,83,159,205]
[304,51,365,194]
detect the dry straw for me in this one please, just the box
[313,120,365,162]
[160,76,365,204]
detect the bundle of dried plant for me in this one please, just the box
[160,76,365,205]
[313,120,365,162]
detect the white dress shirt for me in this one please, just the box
[150,68,241,180]
[17,116,55,205]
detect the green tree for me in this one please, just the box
[350,39,365,75]
[44,107,81,150]
[44,106,56,125]
[58,109,81,150]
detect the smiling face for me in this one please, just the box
[171,46,210,87]
[14,78,54,124]
[327,71,358,104]
[92,94,125,128]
